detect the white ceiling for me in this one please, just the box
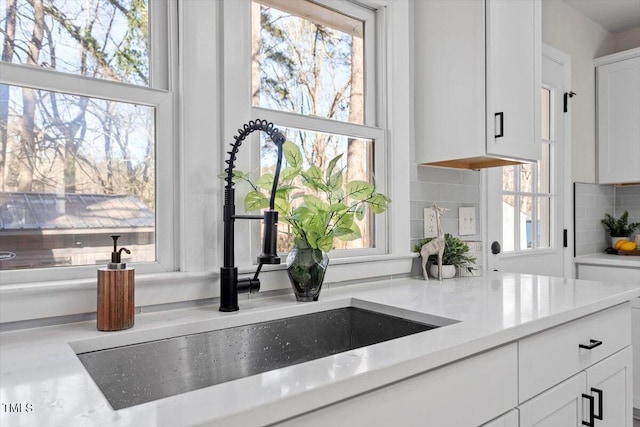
[563,0,640,33]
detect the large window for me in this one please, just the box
[251,0,385,254]
[0,0,172,273]
[501,87,554,252]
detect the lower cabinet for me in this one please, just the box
[273,304,634,426]
[519,372,586,427]
[481,410,519,427]
[519,347,632,427]
[633,300,640,417]
[274,344,518,427]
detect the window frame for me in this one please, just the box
[239,0,389,261]
[500,85,557,255]
[0,1,177,284]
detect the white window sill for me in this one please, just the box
[0,253,417,324]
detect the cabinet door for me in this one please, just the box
[481,409,519,427]
[633,305,640,411]
[519,372,586,427]
[586,347,634,427]
[486,0,541,162]
[597,56,640,184]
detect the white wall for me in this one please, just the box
[542,0,615,183]
[542,1,640,183]
[613,26,640,52]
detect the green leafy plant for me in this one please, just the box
[414,233,477,273]
[601,211,640,237]
[241,141,390,253]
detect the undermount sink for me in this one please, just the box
[76,302,453,410]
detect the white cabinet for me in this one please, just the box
[595,48,640,184]
[633,301,640,416]
[274,304,634,426]
[586,347,634,427]
[518,304,634,427]
[414,0,541,169]
[520,348,633,427]
[519,372,586,427]
[482,410,519,427]
[274,344,518,427]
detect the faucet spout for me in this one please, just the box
[220,120,285,312]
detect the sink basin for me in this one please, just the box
[77,305,445,409]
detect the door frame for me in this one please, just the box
[482,43,573,278]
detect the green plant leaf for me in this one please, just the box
[328,171,343,191]
[333,227,355,237]
[317,235,334,252]
[336,212,354,228]
[337,222,362,241]
[283,141,302,168]
[256,174,274,189]
[368,193,389,214]
[326,154,343,179]
[274,195,290,215]
[328,202,349,213]
[306,231,319,249]
[244,191,269,212]
[346,180,374,200]
[303,195,328,211]
[280,166,301,182]
[355,203,366,220]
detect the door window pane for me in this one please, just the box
[0,84,155,270]
[502,194,515,252]
[520,196,532,250]
[0,0,149,85]
[252,0,364,124]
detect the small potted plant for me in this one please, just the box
[240,141,390,301]
[601,211,640,248]
[414,233,477,279]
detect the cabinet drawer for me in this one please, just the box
[519,303,631,403]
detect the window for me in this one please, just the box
[501,87,554,252]
[0,0,173,274]
[250,0,385,255]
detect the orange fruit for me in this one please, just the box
[620,241,637,251]
[614,239,628,250]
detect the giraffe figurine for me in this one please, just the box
[420,204,449,280]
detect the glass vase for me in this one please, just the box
[286,247,329,302]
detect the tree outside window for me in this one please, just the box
[0,0,159,270]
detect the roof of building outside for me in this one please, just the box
[0,192,155,230]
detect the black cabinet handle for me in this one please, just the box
[591,388,603,420]
[579,339,603,350]
[582,393,595,427]
[495,112,504,138]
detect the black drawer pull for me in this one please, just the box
[591,387,603,420]
[579,339,602,350]
[582,393,595,427]
[495,112,504,138]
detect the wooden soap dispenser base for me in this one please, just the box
[97,235,135,331]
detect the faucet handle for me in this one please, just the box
[258,210,280,265]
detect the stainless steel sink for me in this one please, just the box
[77,306,440,410]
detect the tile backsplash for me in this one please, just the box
[410,165,481,275]
[574,183,640,256]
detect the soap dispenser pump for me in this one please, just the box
[97,235,135,331]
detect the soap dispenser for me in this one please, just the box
[97,235,134,331]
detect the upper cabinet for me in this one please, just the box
[414,0,541,169]
[595,48,640,185]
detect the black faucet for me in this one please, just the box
[220,120,285,312]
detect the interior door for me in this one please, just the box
[486,45,569,277]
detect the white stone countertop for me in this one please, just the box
[574,252,640,268]
[1,272,639,427]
